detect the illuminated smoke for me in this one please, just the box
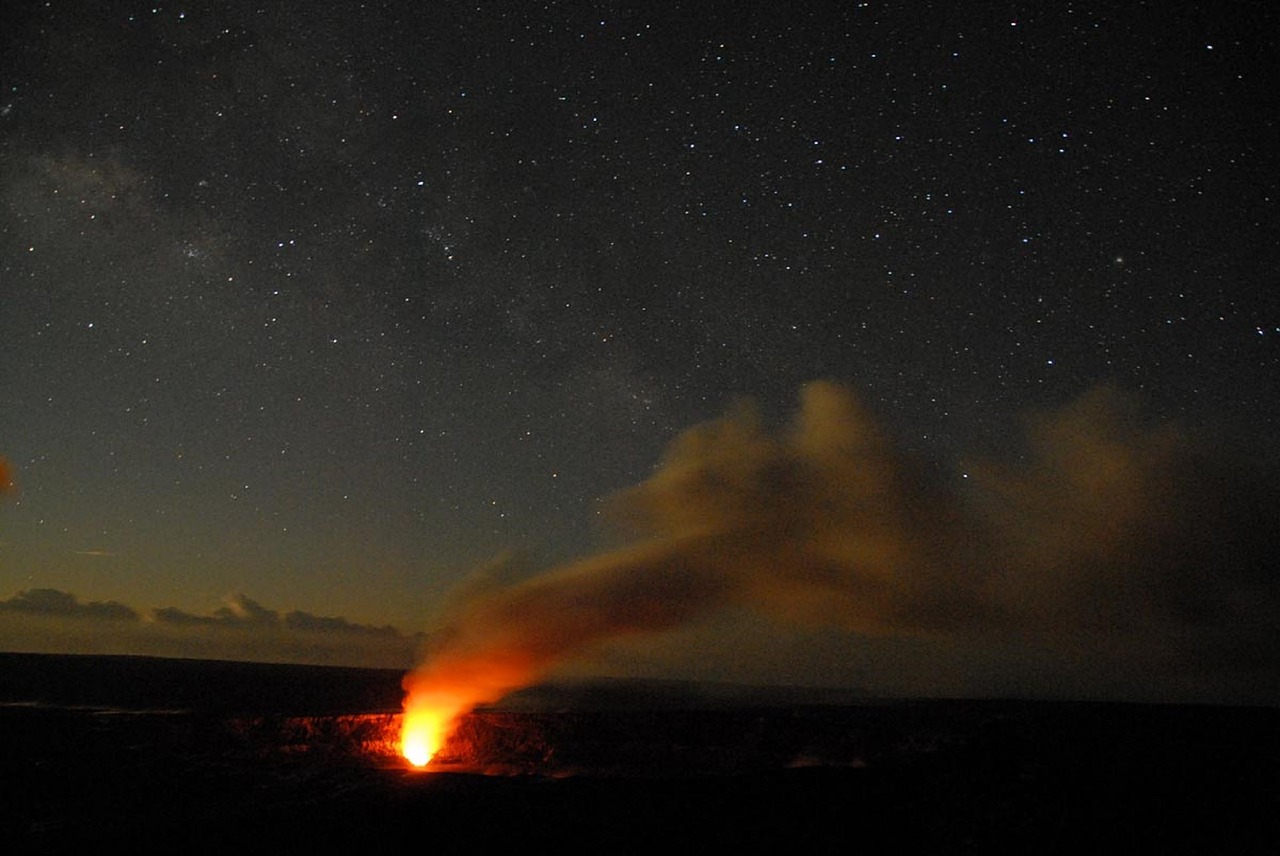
[403,382,1280,753]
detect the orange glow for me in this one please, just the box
[400,708,443,767]
[399,689,470,768]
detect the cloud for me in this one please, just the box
[151,593,279,628]
[149,593,392,634]
[405,382,1280,714]
[150,594,400,638]
[283,610,402,638]
[212,593,279,626]
[965,387,1280,657]
[0,589,420,668]
[0,588,139,622]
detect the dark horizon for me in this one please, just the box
[3,651,1275,719]
[4,649,1277,851]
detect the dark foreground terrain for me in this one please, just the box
[1,653,1276,853]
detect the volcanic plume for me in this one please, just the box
[401,382,1280,764]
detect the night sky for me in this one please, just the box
[2,1,1277,702]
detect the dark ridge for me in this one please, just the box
[492,675,876,711]
[0,652,872,715]
[0,651,404,715]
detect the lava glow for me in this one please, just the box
[400,709,440,767]
[400,706,451,767]
[399,691,470,767]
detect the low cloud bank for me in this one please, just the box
[0,587,138,621]
[0,589,419,668]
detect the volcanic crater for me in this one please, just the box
[3,653,1275,853]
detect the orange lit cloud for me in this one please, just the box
[404,382,1280,739]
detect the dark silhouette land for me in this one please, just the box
[1,653,1275,853]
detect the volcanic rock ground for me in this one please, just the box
[1,653,1275,853]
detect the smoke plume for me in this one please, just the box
[404,382,1280,718]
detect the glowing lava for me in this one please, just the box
[399,690,470,767]
[400,709,441,767]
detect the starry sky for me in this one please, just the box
[2,1,1277,701]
